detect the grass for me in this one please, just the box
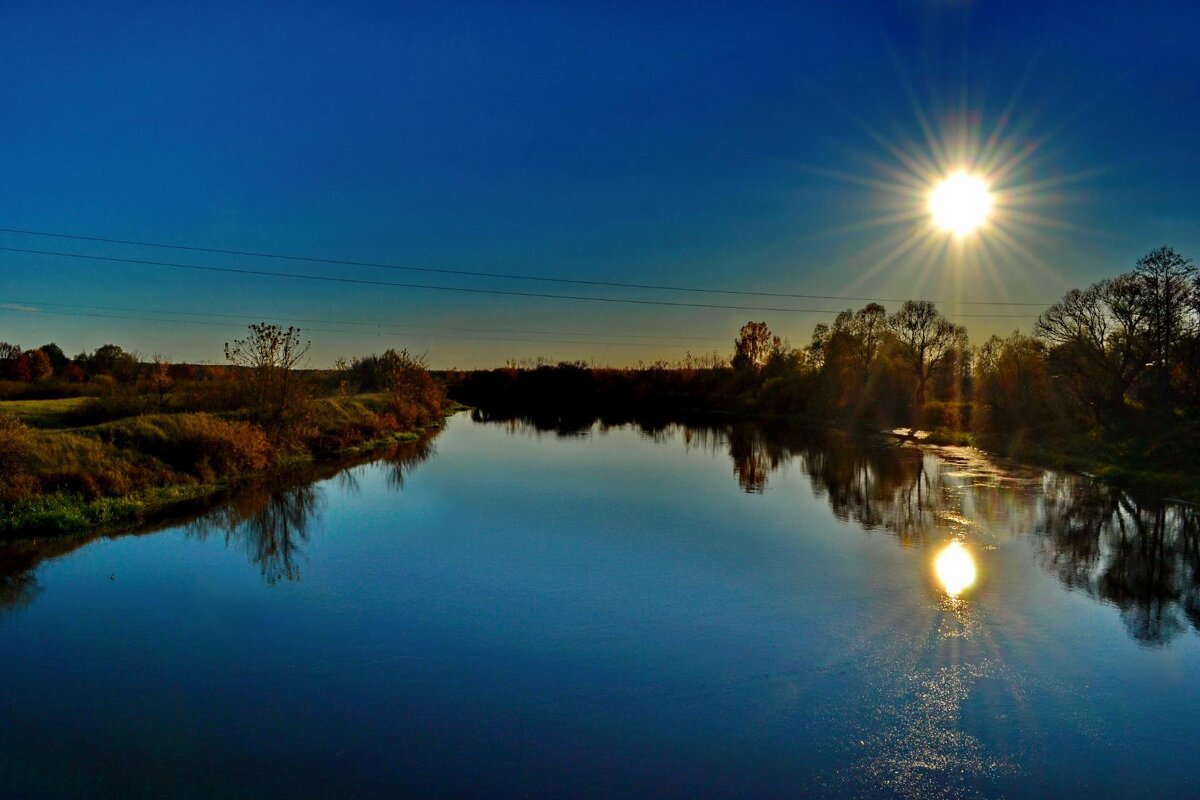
[1,389,450,540]
[0,396,94,429]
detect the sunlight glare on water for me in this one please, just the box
[934,541,977,596]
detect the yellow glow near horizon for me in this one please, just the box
[934,541,977,597]
[929,171,993,236]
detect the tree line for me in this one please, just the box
[455,246,1199,486]
[727,245,1198,436]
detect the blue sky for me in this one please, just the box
[1,0,1197,367]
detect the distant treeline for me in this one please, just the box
[453,247,1200,488]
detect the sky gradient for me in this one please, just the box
[2,0,1198,367]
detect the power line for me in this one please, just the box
[0,247,1042,319]
[0,299,729,343]
[0,225,1051,307]
[0,305,717,349]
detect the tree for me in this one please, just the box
[1133,246,1196,403]
[732,321,781,371]
[24,349,52,382]
[224,324,311,435]
[1036,276,1151,423]
[37,343,69,373]
[359,348,445,426]
[0,342,22,381]
[806,304,903,420]
[139,356,174,412]
[973,332,1056,431]
[887,301,966,410]
[78,344,139,382]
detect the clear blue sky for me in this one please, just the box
[1,0,1197,367]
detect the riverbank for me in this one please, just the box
[449,362,1200,504]
[1,394,455,539]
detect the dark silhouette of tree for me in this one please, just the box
[77,343,140,382]
[1,343,31,382]
[887,301,966,411]
[732,321,781,372]
[37,343,68,373]
[1134,246,1196,405]
[1036,276,1151,424]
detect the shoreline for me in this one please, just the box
[1,399,458,542]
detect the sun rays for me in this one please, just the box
[806,73,1113,315]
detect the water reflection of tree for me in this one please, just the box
[0,537,88,617]
[721,423,946,545]
[724,421,1200,645]
[383,437,436,491]
[0,432,440,618]
[1037,475,1200,646]
[187,484,324,584]
[480,413,1200,646]
[0,565,41,613]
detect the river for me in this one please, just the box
[2,411,1198,798]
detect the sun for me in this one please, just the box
[934,541,977,597]
[929,171,993,236]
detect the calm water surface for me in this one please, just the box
[2,411,1199,799]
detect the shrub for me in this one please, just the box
[100,414,272,481]
[87,374,119,395]
[919,401,972,431]
[0,415,37,502]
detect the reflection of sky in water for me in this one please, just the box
[1,413,1199,798]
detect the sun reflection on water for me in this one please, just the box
[934,541,977,597]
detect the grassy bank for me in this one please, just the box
[1,393,453,539]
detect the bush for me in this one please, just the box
[100,414,272,481]
[0,415,37,502]
[919,400,972,431]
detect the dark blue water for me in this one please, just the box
[2,412,1198,799]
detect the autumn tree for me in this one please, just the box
[887,301,966,410]
[139,356,174,412]
[224,324,311,436]
[806,303,905,420]
[732,321,781,372]
[973,332,1056,431]
[24,349,52,382]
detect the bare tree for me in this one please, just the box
[1135,246,1196,400]
[1036,276,1150,422]
[224,324,311,436]
[887,301,966,408]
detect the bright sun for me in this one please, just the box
[929,171,993,236]
[934,541,977,597]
